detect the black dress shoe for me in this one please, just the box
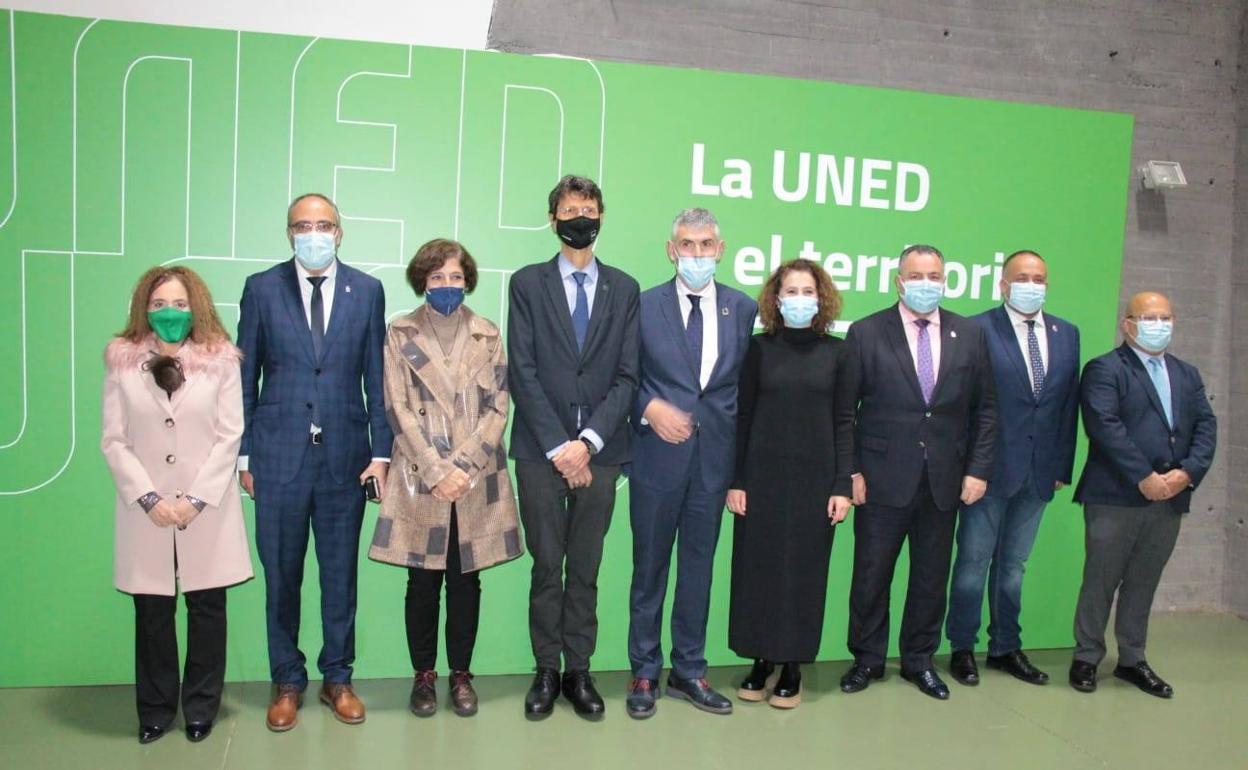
[561,671,605,720]
[138,724,170,744]
[626,678,657,719]
[409,670,438,717]
[667,676,733,714]
[738,659,776,702]
[901,668,950,700]
[1068,660,1097,693]
[987,650,1049,685]
[950,650,980,686]
[1113,661,1173,699]
[524,668,560,720]
[840,662,885,693]
[768,663,802,709]
[185,722,213,742]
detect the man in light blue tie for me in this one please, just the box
[507,175,640,720]
[1069,291,1217,698]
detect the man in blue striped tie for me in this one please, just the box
[946,251,1081,689]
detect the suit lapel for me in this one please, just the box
[541,257,579,357]
[658,280,700,383]
[885,305,926,404]
[1035,316,1062,400]
[704,284,736,387]
[319,263,351,361]
[396,310,456,416]
[140,366,176,418]
[990,306,1033,396]
[579,261,611,359]
[280,260,317,364]
[1164,352,1183,429]
[1119,344,1170,426]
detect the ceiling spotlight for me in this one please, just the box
[1139,160,1187,190]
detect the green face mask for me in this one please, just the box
[148,306,194,344]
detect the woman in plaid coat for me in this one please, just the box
[369,239,523,717]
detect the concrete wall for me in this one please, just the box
[1229,8,1248,619]
[489,0,1245,612]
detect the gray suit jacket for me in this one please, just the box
[507,254,640,466]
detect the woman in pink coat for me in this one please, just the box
[101,266,253,745]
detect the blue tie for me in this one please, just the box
[1025,320,1045,399]
[1147,357,1173,428]
[571,272,590,351]
[686,294,703,383]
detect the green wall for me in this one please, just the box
[0,9,1132,686]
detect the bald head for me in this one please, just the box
[1122,291,1175,353]
[1126,291,1172,320]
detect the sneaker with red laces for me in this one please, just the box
[626,677,658,719]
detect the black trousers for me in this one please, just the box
[514,459,619,672]
[405,507,482,672]
[847,472,957,673]
[133,588,227,727]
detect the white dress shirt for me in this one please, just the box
[1003,303,1048,392]
[678,277,718,390]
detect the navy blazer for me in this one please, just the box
[974,306,1080,501]
[507,255,640,466]
[1074,343,1216,513]
[838,303,998,512]
[237,258,393,485]
[629,279,757,492]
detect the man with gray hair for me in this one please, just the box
[625,208,757,718]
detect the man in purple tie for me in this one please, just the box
[836,244,999,700]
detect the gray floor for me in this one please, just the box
[2,612,1245,770]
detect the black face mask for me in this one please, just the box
[555,216,600,250]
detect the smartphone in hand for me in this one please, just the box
[363,475,381,502]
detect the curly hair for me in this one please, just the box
[547,174,605,216]
[117,266,231,347]
[406,238,479,296]
[757,259,843,335]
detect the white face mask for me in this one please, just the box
[294,232,336,270]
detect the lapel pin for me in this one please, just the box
[1051,324,1057,332]
[721,307,730,316]
[345,285,352,293]
[950,330,957,338]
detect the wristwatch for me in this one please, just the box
[579,436,599,456]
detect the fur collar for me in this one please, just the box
[104,335,242,375]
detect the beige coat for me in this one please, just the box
[369,305,522,572]
[101,336,254,595]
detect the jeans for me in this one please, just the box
[946,479,1047,656]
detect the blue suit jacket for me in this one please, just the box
[629,279,757,492]
[1074,343,1216,513]
[237,258,393,485]
[974,306,1080,501]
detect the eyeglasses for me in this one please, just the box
[288,220,339,234]
[556,206,599,218]
[1128,314,1173,323]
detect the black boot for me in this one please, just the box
[737,659,775,702]
[769,663,802,709]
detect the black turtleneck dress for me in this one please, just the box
[728,327,854,663]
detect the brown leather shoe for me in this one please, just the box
[319,683,366,724]
[409,670,437,717]
[266,684,303,732]
[449,670,478,717]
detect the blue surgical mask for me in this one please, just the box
[293,232,337,271]
[779,295,818,328]
[426,286,465,316]
[1007,282,1046,315]
[901,279,944,315]
[1134,319,1173,353]
[676,256,717,291]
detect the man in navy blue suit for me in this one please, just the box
[624,208,757,719]
[946,251,1080,688]
[1068,291,1215,698]
[237,193,393,730]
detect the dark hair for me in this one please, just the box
[117,266,232,348]
[1003,249,1044,267]
[757,259,842,335]
[406,238,478,296]
[547,174,605,216]
[899,243,944,269]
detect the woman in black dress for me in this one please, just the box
[726,259,854,708]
